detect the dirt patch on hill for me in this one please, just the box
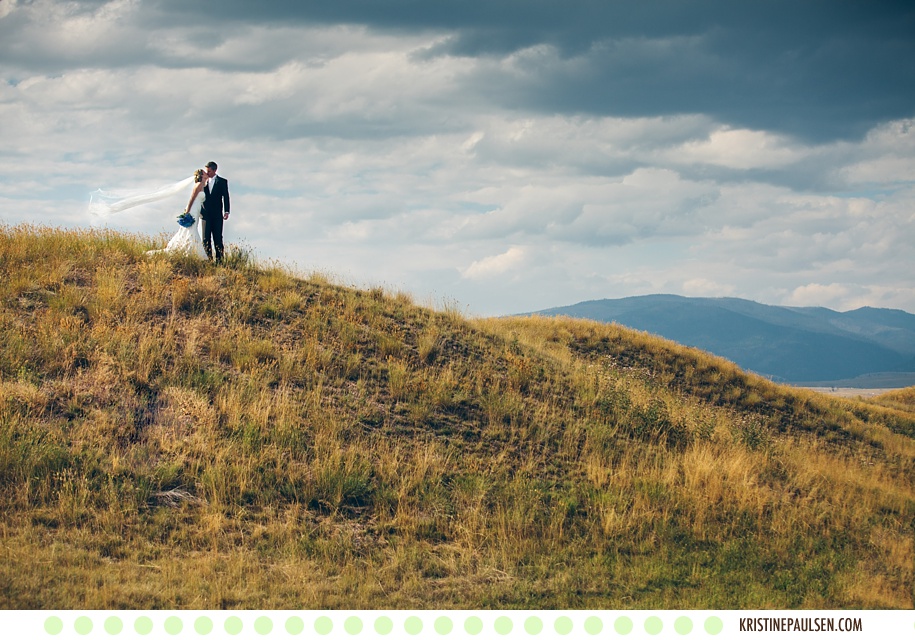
[803,387,898,399]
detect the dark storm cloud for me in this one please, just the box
[160,0,915,142]
[4,1,912,141]
[167,0,909,52]
[481,35,914,142]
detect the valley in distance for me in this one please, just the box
[526,294,915,399]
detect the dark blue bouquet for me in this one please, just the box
[177,212,194,228]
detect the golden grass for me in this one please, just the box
[1,224,913,609]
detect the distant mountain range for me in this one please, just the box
[527,295,915,384]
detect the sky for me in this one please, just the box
[1,0,914,316]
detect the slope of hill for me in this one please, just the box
[870,387,915,414]
[1,226,914,609]
[529,295,915,383]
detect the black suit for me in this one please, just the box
[201,176,230,263]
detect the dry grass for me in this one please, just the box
[1,224,913,609]
[870,387,915,413]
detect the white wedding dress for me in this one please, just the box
[88,174,208,260]
[146,188,208,259]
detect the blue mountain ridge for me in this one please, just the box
[526,295,915,384]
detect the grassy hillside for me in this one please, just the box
[870,387,915,414]
[1,225,913,609]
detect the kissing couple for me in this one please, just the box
[89,161,231,263]
[171,161,231,263]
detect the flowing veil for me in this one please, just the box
[88,176,195,218]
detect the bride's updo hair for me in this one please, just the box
[194,169,205,183]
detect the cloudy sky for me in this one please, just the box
[1,0,914,315]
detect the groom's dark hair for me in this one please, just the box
[206,161,218,170]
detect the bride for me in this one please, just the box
[146,169,208,259]
[88,169,208,259]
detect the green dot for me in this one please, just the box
[195,617,213,635]
[135,617,154,636]
[585,616,603,635]
[315,616,333,636]
[105,617,124,635]
[165,616,183,636]
[494,616,513,635]
[255,617,273,635]
[645,616,663,636]
[404,616,423,635]
[704,616,724,635]
[44,617,64,635]
[434,617,453,635]
[675,616,693,635]
[554,616,573,635]
[344,616,363,635]
[374,617,393,635]
[225,616,243,636]
[524,616,543,635]
[75,617,94,636]
[286,617,305,635]
[614,616,633,635]
[464,616,484,635]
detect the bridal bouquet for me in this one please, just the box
[177,212,194,228]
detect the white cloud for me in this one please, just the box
[682,278,736,298]
[664,127,805,170]
[0,0,17,20]
[785,283,852,309]
[461,247,527,280]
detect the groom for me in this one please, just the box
[201,161,230,264]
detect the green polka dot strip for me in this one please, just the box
[22,611,911,639]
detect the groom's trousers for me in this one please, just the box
[201,216,225,264]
